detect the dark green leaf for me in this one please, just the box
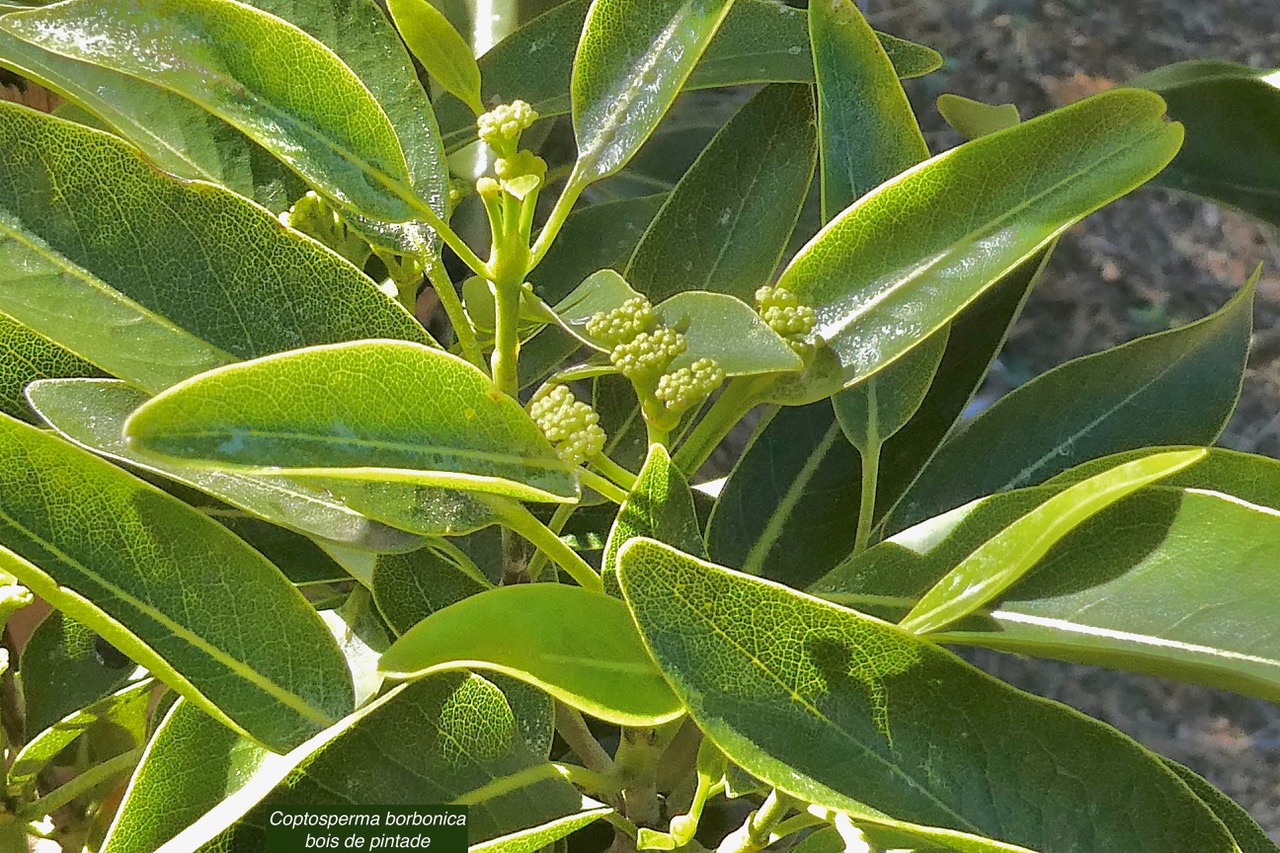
[0,313,98,423]
[0,103,430,394]
[1,0,429,221]
[1136,61,1280,227]
[625,83,817,303]
[214,516,349,587]
[123,341,579,504]
[833,330,947,456]
[0,413,354,752]
[777,89,1183,398]
[891,282,1252,532]
[617,539,1234,852]
[19,611,135,738]
[373,545,491,635]
[1163,760,1280,853]
[381,584,683,725]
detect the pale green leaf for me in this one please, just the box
[937,93,1022,140]
[387,0,483,115]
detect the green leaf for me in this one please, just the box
[814,482,1280,705]
[0,312,98,423]
[1163,760,1280,853]
[810,0,929,219]
[898,449,1205,635]
[0,103,430,394]
[616,538,1235,852]
[380,584,683,726]
[214,516,349,587]
[123,341,579,504]
[625,83,817,303]
[469,806,615,853]
[937,93,1022,140]
[777,88,1183,397]
[1046,445,1280,505]
[0,0,425,222]
[387,0,483,115]
[569,0,738,185]
[26,379,424,552]
[7,679,153,801]
[706,403,860,587]
[891,282,1253,532]
[833,330,948,456]
[602,444,703,595]
[18,611,136,739]
[0,413,354,752]
[1135,61,1280,227]
[100,700,272,853]
[373,545,491,634]
[0,4,302,211]
[191,675,597,850]
[793,820,1037,853]
[434,0,939,150]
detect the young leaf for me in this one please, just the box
[814,482,1280,705]
[380,584,683,726]
[433,0,940,150]
[891,282,1253,532]
[123,341,580,504]
[0,0,425,222]
[602,444,704,594]
[625,83,817,303]
[570,0,738,185]
[897,449,1205,635]
[0,314,98,423]
[777,88,1183,397]
[19,611,136,738]
[0,414,354,752]
[937,93,1022,140]
[387,0,483,115]
[0,103,430,394]
[616,538,1235,852]
[1136,61,1280,228]
[26,379,424,552]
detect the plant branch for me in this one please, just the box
[555,702,616,776]
[493,501,602,592]
[854,442,881,556]
[672,377,775,474]
[527,503,576,582]
[591,454,638,492]
[17,747,141,821]
[529,171,587,271]
[426,257,485,371]
[580,469,630,505]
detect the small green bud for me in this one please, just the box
[610,327,687,383]
[477,100,538,153]
[655,357,725,414]
[448,176,471,208]
[585,296,658,348]
[495,150,549,200]
[755,285,817,341]
[476,176,501,201]
[529,384,606,466]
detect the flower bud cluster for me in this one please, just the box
[610,327,687,384]
[477,100,538,154]
[494,150,548,200]
[655,358,725,414]
[755,285,817,342]
[585,297,658,348]
[529,384,606,466]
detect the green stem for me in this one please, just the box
[493,502,602,592]
[591,454,638,491]
[615,722,681,829]
[414,202,490,279]
[527,504,575,582]
[17,748,141,821]
[427,258,485,371]
[555,702,615,776]
[716,789,796,853]
[672,376,773,474]
[854,442,881,556]
[580,469,629,505]
[452,761,620,806]
[491,276,522,396]
[529,173,587,271]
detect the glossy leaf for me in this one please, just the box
[793,820,1035,853]
[0,103,430,394]
[777,89,1183,396]
[433,0,940,150]
[602,444,703,594]
[815,484,1280,705]
[26,379,423,552]
[898,449,1205,635]
[834,330,948,456]
[0,413,354,752]
[18,611,136,739]
[373,545,491,635]
[1164,760,1280,853]
[215,516,349,587]
[193,675,597,850]
[469,806,615,853]
[891,282,1252,532]
[1136,61,1280,227]
[617,538,1234,852]
[0,313,97,423]
[570,0,738,185]
[0,2,302,211]
[7,679,153,800]
[1046,445,1280,505]
[1,0,426,222]
[101,700,272,853]
[625,83,817,303]
[387,0,483,114]
[123,341,579,503]
[381,584,683,725]
[937,93,1022,140]
[811,0,929,219]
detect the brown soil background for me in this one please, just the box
[865,0,1280,837]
